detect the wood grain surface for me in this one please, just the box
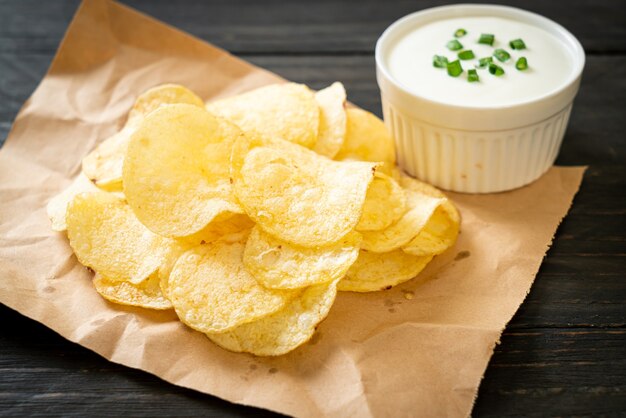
[1,0,624,416]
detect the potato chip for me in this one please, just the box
[126,83,204,127]
[180,213,255,246]
[313,82,347,158]
[398,174,461,256]
[82,84,204,190]
[81,128,131,191]
[47,173,101,231]
[397,172,460,221]
[360,189,443,253]
[335,108,395,174]
[338,249,433,292]
[402,208,459,256]
[166,236,295,333]
[356,172,406,231]
[123,104,243,238]
[231,135,376,247]
[244,226,360,289]
[207,83,319,148]
[207,279,338,356]
[93,273,172,310]
[157,239,194,301]
[66,191,171,284]
[159,214,255,300]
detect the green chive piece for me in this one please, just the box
[447,60,463,77]
[493,48,511,62]
[516,56,528,71]
[476,57,493,68]
[488,63,505,76]
[454,28,467,38]
[457,50,475,60]
[446,39,463,51]
[433,55,449,68]
[478,33,495,46]
[468,69,479,82]
[509,38,526,50]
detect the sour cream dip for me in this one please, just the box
[386,16,576,107]
[375,5,585,193]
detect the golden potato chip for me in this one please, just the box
[47,173,101,231]
[123,104,243,238]
[180,213,255,246]
[360,189,443,253]
[338,249,433,292]
[166,236,295,333]
[398,172,460,221]
[356,172,406,231]
[157,239,194,301]
[398,174,461,256]
[313,82,347,158]
[158,214,255,298]
[66,191,171,284]
[335,108,395,174]
[82,84,204,190]
[81,128,131,191]
[207,279,338,356]
[231,135,377,247]
[93,273,172,310]
[244,226,360,289]
[126,83,204,127]
[402,208,459,256]
[207,83,319,148]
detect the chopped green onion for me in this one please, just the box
[446,39,463,51]
[433,55,449,68]
[447,60,463,77]
[476,57,493,68]
[478,33,495,46]
[468,69,479,82]
[454,28,467,38]
[457,50,475,60]
[509,38,526,50]
[516,56,528,71]
[488,63,505,76]
[493,48,511,62]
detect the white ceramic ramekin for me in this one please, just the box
[375,4,585,193]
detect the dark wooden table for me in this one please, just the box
[1,1,625,416]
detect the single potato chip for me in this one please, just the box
[356,172,406,231]
[166,236,295,333]
[207,279,338,356]
[207,83,319,148]
[232,135,377,247]
[338,249,433,292]
[313,82,347,158]
[157,239,195,301]
[360,189,443,253]
[402,207,459,256]
[66,191,171,284]
[126,83,204,127]
[398,174,461,256]
[335,108,395,174]
[81,128,131,191]
[82,84,204,190]
[180,213,255,246]
[123,104,243,238]
[47,173,101,231]
[159,214,255,298]
[93,273,172,310]
[244,226,361,289]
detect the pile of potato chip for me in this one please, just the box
[47,82,460,356]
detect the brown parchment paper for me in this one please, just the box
[0,0,585,417]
